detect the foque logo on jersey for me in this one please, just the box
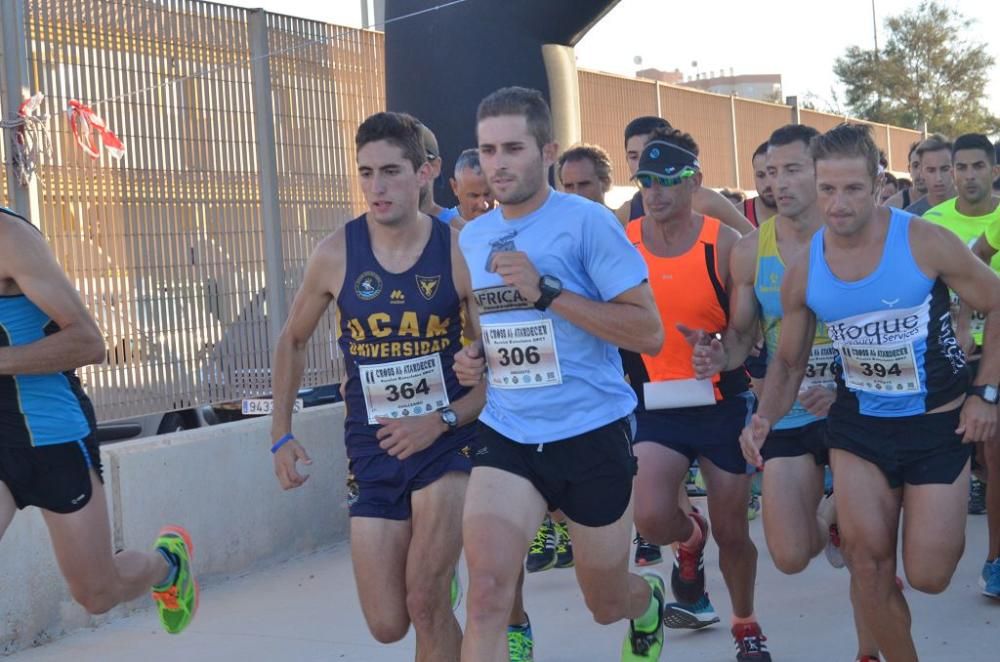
[355,271,383,301]
[485,230,518,272]
[826,298,930,347]
[474,285,533,314]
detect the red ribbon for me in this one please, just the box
[67,99,125,160]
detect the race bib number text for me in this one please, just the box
[482,319,562,389]
[359,354,449,424]
[840,344,920,394]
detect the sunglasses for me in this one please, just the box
[634,168,697,189]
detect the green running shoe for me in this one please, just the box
[507,616,534,662]
[554,520,574,569]
[621,573,665,661]
[151,525,198,635]
[526,517,557,573]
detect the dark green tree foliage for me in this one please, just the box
[834,1,999,136]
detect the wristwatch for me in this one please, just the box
[534,275,563,311]
[439,407,459,430]
[968,384,1000,404]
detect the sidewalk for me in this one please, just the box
[8,507,998,661]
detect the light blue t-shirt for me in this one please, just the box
[459,189,647,443]
[437,207,460,223]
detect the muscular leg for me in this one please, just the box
[407,471,468,662]
[900,460,969,594]
[0,481,15,541]
[462,468,547,662]
[632,442,693,545]
[699,458,756,617]
[830,450,915,662]
[509,568,527,625]
[568,497,654,625]
[41,470,171,615]
[350,516,412,643]
[760,455,825,574]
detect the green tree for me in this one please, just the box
[834,1,999,136]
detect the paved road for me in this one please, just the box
[8,503,999,661]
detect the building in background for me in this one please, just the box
[638,67,782,103]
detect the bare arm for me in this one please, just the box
[694,188,754,235]
[614,198,632,227]
[755,257,817,425]
[0,220,105,375]
[913,222,1000,388]
[548,282,664,355]
[719,232,761,369]
[449,231,485,428]
[270,231,344,443]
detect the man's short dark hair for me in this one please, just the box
[908,140,922,161]
[768,124,820,151]
[624,116,672,146]
[558,143,613,187]
[355,112,425,171]
[952,133,997,165]
[477,86,553,149]
[648,127,699,156]
[752,141,769,160]
[883,171,898,186]
[809,123,879,179]
[916,134,952,160]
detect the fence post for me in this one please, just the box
[248,9,288,354]
[884,124,893,171]
[785,95,801,125]
[0,0,40,224]
[655,81,662,118]
[729,95,740,190]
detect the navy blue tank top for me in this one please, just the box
[336,215,471,458]
[1,208,96,447]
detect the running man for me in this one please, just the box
[0,208,196,634]
[270,112,484,661]
[455,86,667,661]
[883,140,926,209]
[687,124,879,662]
[625,129,770,660]
[745,141,778,228]
[449,148,495,223]
[615,116,754,234]
[416,121,463,228]
[743,123,1000,661]
[942,132,1000,599]
[904,135,956,216]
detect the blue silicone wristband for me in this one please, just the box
[271,433,295,454]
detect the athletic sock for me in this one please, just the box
[152,547,180,591]
[634,589,660,632]
[732,613,757,627]
[679,513,704,552]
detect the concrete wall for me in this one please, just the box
[0,404,349,654]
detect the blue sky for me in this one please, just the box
[230,0,1000,117]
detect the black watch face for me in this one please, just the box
[541,275,561,291]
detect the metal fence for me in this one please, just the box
[2,0,383,421]
[578,69,924,190]
[1,0,922,422]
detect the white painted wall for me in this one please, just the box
[0,404,349,654]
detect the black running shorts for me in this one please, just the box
[472,417,637,528]
[826,408,971,488]
[0,436,103,514]
[762,420,829,465]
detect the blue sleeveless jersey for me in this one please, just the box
[336,215,471,459]
[805,209,968,417]
[1,209,95,447]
